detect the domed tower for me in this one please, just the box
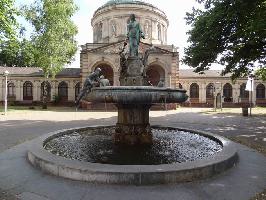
[80,0,179,92]
[91,0,169,45]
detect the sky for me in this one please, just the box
[15,0,207,69]
[71,0,196,69]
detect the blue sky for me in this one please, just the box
[15,0,212,69]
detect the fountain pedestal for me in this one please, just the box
[119,57,147,86]
[114,104,152,145]
[114,56,152,145]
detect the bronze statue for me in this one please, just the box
[127,14,145,57]
[157,79,164,87]
[99,75,110,87]
[119,41,128,77]
[75,68,101,106]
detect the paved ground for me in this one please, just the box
[0,107,265,200]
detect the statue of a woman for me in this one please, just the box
[127,14,145,57]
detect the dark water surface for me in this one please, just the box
[44,127,222,165]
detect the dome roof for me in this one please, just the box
[103,0,150,6]
[97,0,155,10]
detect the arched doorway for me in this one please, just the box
[223,83,233,102]
[146,64,165,86]
[7,82,15,97]
[256,84,266,105]
[189,83,199,103]
[94,64,114,85]
[256,84,265,99]
[23,81,33,100]
[240,83,249,102]
[58,81,68,101]
[206,83,214,104]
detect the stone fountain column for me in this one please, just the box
[114,56,152,145]
[113,103,152,145]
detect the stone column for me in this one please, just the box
[252,82,256,105]
[33,81,39,101]
[68,81,75,102]
[151,20,156,40]
[19,80,23,101]
[81,53,89,85]
[15,81,20,101]
[200,83,206,103]
[185,82,190,102]
[50,81,56,100]
[233,84,240,103]
[166,72,171,88]
[114,71,119,86]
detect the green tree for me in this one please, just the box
[23,0,78,78]
[0,38,37,67]
[183,0,266,80]
[23,0,78,108]
[256,67,266,81]
[0,0,18,43]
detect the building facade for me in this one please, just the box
[0,0,265,107]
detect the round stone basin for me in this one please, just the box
[43,127,222,165]
[27,126,238,185]
[86,86,188,104]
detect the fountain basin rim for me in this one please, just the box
[87,86,188,104]
[91,86,187,92]
[27,125,238,184]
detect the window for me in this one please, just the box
[41,81,51,100]
[223,83,232,102]
[75,82,81,100]
[256,84,265,99]
[7,82,15,97]
[206,83,214,98]
[190,83,199,98]
[240,83,249,98]
[23,81,33,100]
[58,81,68,98]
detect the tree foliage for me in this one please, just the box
[256,67,266,81]
[23,0,78,77]
[0,38,37,67]
[0,0,18,43]
[183,0,266,80]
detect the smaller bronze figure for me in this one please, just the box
[75,68,101,106]
[99,75,110,87]
[157,79,164,87]
[119,41,128,77]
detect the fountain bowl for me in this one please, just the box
[86,86,188,104]
[27,125,238,185]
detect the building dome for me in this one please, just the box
[103,0,149,7]
[92,0,168,44]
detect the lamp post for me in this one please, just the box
[249,73,255,116]
[213,85,216,112]
[3,70,9,115]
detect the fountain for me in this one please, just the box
[27,14,238,185]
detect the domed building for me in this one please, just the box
[80,0,179,88]
[0,0,265,108]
